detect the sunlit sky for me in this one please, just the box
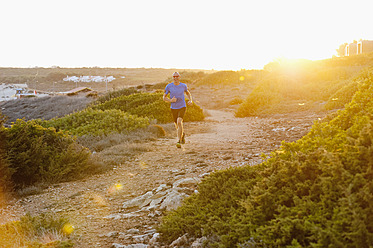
[1,0,372,70]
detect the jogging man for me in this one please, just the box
[163,72,193,148]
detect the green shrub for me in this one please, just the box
[0,112,12,204]
[5,120,95,187]
[235,78,282,117]
[40,108,149,136]
[0,213,73,248]
[92,87,139,105]
[92,92,204,124]
[324,80,358,110]
[158,69,373,247]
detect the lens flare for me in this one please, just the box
[62,223,74,235]
[108,183,123,194]
[239,76,245,81]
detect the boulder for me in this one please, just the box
[160,189,188,211]
[122,191,153,209]
[173,177,201,188]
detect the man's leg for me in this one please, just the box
[177,117,183,142]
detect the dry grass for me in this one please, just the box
[98,142,151,166]
[76,124,174,168]
[77,124,169,152]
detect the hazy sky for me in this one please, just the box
[1,0,372,70]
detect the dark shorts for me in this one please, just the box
[171,107,186,123]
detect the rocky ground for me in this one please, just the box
[0,106,326,247]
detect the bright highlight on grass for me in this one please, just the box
[62,223,74,235]
[108,183,124,194]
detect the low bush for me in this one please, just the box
[39,108,149,136]
[0,213,73,248]
[92,92,204,124]
[158,69,373,247]
[92,87,139,105]
[0,112,12,204]
[76,124,167,152]
[324,80,358,110]
[5,119,99,187]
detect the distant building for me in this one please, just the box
[344,40,373,56]
[357,40,373,54]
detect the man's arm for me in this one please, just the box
[186,90,193,105]
[163,93,177,103]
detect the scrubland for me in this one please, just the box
[1,53,373,247]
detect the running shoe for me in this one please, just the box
[176,142,182,148]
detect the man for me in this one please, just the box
[163,72,193,148]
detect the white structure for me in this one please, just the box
[63,75,116,83]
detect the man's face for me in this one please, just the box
[173,75,180,83]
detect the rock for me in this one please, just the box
[127,244,149,248]
[145,229,156,234]
[199,172,210,178]
[154,184,170,193]
[170,233,189,247]
[112,244,148,248]
[118,233,132,240]
[106,231,119,238]
[127,228,140,234]
[122,212,140,218]
[149,233,160,245]
[122,191,153,209]
[104,214,122,220]
[133,233,152,243]
[191,237,208,247]
[112,243,126,248]
[159,189,188,211]
[173,177,201,188]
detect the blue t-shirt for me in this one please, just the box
[165,82,188,109]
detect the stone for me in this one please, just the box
[149,233,160,245]
[154,184,170,193]
[127,228,140,234]
[122,191,153,209]
[159,189,188,211]
[112,244,148,248]
[170,233,189,247]
[112,243,126,248]
[104,214,122,220]
[173,177,201,188]
[191,237,208,248]
[106,231,119,237]
[133,234,151,243]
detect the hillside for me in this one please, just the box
[1,54,373,247]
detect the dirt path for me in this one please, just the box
[0,108,324,247]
